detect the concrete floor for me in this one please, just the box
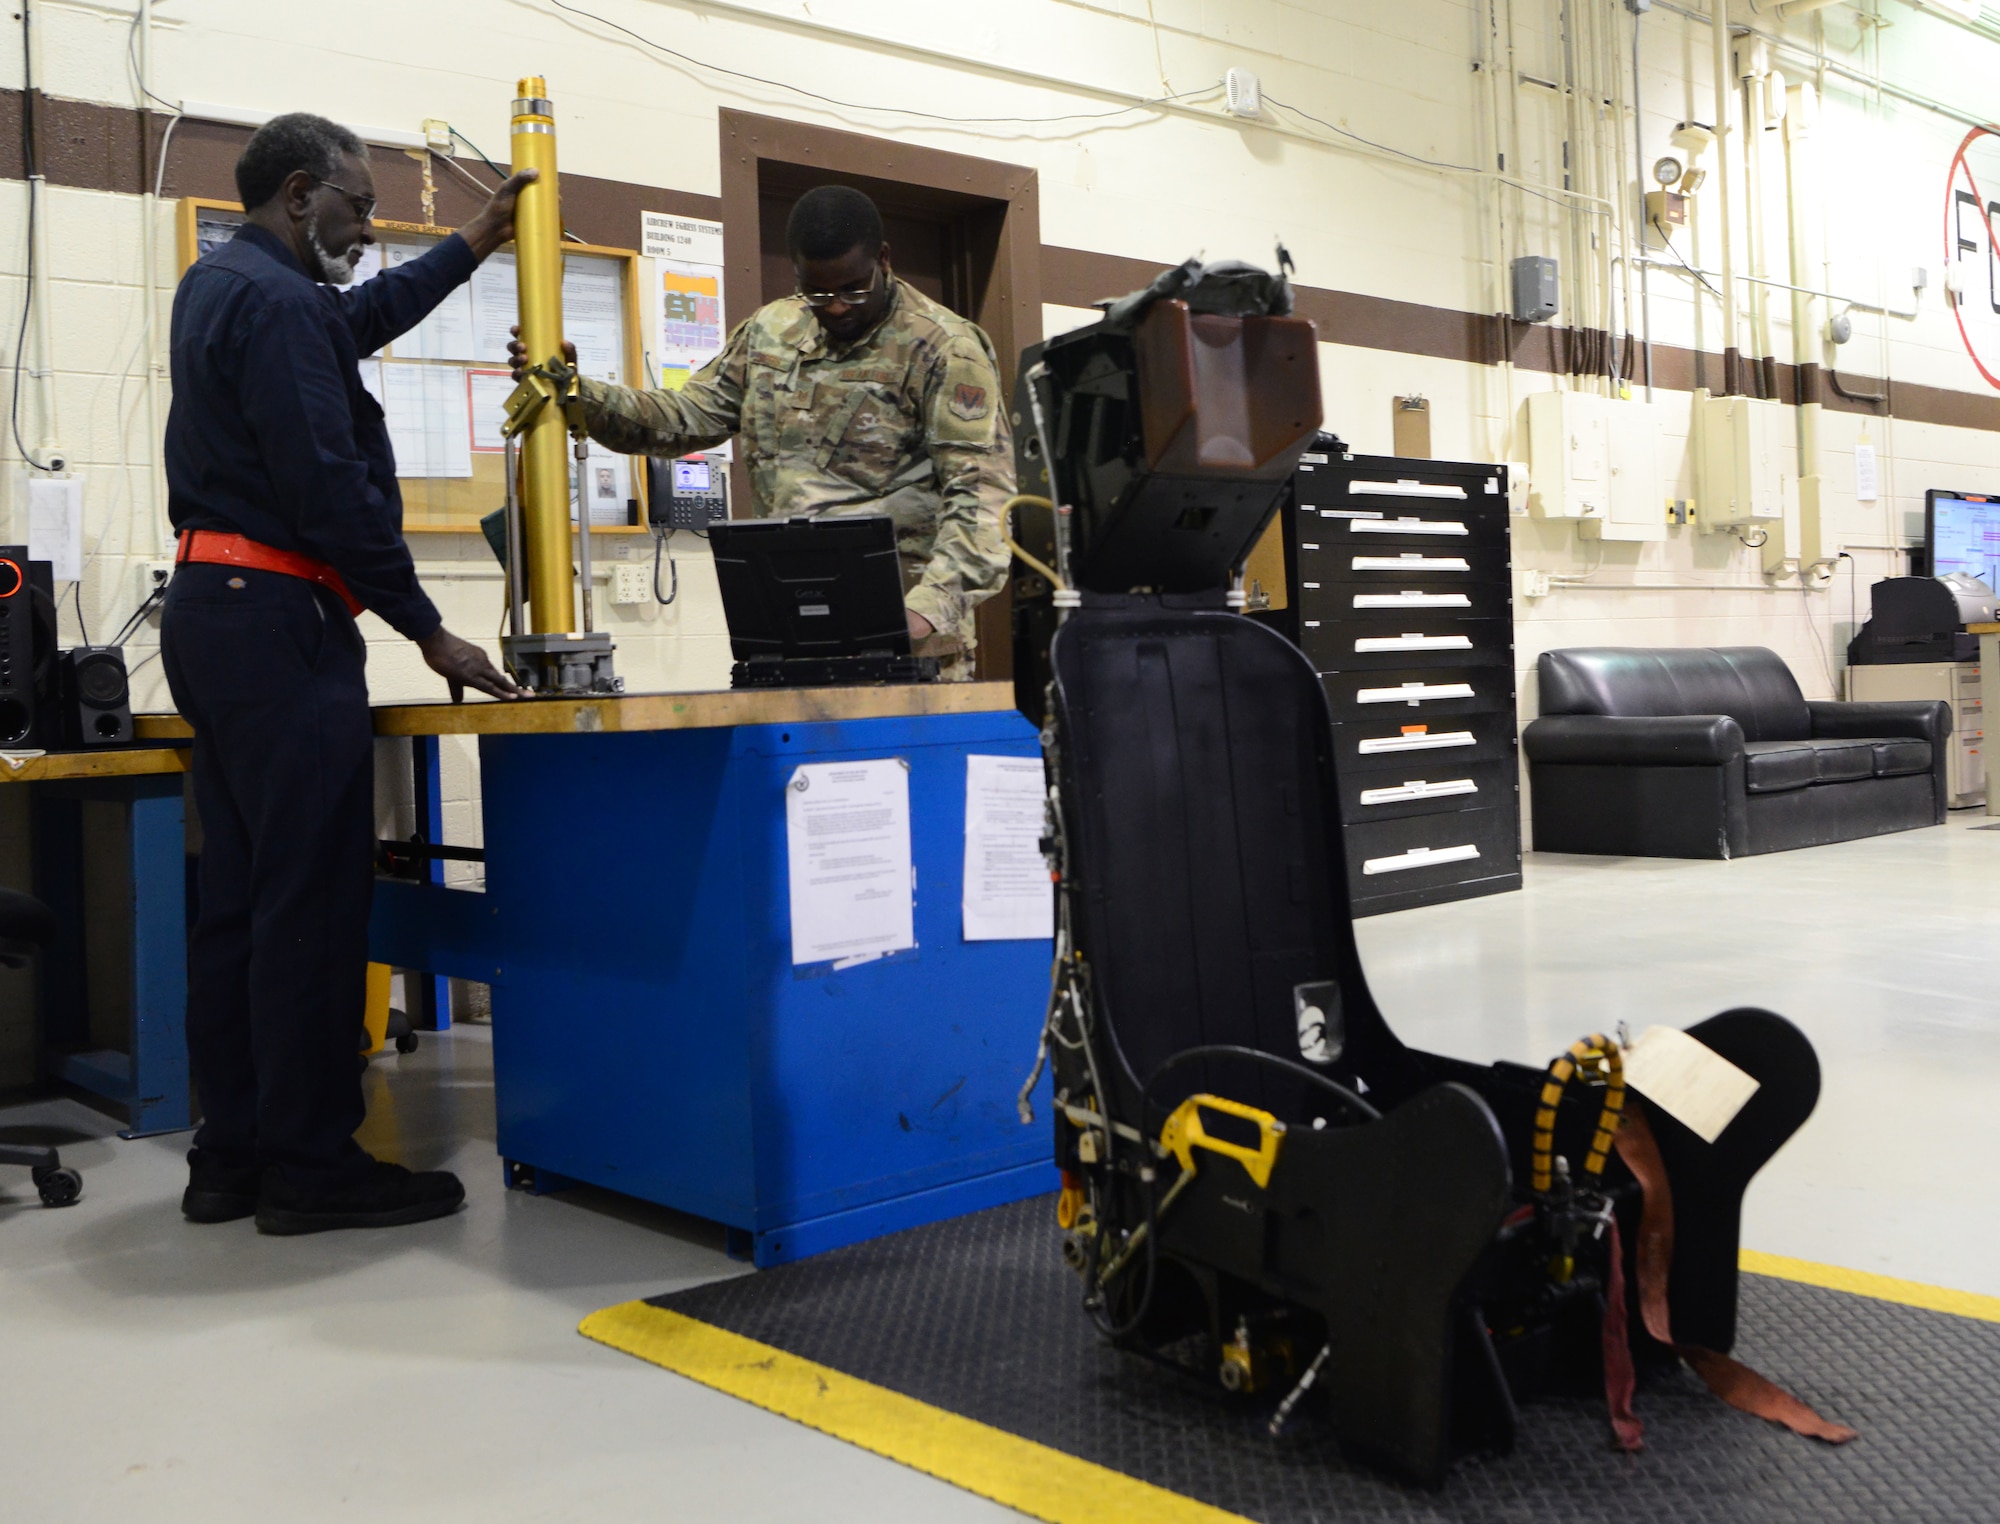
[3,818,1996,1521]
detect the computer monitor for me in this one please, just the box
[1925,489,2000,587]
[708,515,911,663]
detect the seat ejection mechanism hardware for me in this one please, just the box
[497,77,619,697]
[1017,255,1852,1488]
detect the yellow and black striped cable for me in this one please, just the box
[1530,1033,1626,1195]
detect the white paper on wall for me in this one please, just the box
[385,244,476,361]
[1854,442,1879,503]
[26,476,82,582]
[570,441,631,526]
[641,212,724,266]
[961,754,1053,941]
[785,757,915,967]
[470,252,519,364]
[466,367,515,452]
[381,361,472,479]
[562,257,626,383]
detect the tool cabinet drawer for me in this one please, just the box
[1293,537,1512,587]
[1335,757,1516,824]
[1328,713,1519,772]
[1296,580,1514,625]
[1320,665,1515,721]
[1299,619,1513,672]
[1340,806,1520,896]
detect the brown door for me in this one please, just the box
[723,113,1042,680]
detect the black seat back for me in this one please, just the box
[1537,646,1810,742]
[1049,599,1422,1121]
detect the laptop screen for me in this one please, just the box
[708,516,911,663]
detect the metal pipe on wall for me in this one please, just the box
[1784,78,1826,572]
[1633,3,1654,398]
[1711,0,1741,394]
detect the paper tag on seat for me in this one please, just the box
[1622,1026,1760,1144]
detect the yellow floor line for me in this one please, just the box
[580,1301,1253,1524]
[1741,1250,2000,1325]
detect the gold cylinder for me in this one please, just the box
[510,76,574,635]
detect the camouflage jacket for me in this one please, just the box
[577,278,1014,655]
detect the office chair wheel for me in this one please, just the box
[31,1165,81,1208]
[395,1032,419,1055]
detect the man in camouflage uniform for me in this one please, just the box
[514,186,1012,676]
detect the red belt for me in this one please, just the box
[176,531,364,618]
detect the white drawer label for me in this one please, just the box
[1362,842,1481,875]
[1357,682,1477,705]
[1357,729,1476,754]
[1348,517,1470,537]
[1352,555,1470,572]
[1352,591,1472,609]
[1358,778,1479,806]
[1348,479,1469,500]
[1354,634,1474,653]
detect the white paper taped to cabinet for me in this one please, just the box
[1621,1026,1760,1144]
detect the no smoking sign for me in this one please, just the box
[1948,124,2000,390]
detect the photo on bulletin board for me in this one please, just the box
[174,197,652,534]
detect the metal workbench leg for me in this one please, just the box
[409,735,451,1031]
[31,793,89,1051]
[124,776,191,1138]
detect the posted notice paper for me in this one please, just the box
[785,758,915,967]
[962,754,1053,941]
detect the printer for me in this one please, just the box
[1847,574,1997,666]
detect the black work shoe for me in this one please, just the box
[182,1152,261,1224]
[255,1160,466,1236]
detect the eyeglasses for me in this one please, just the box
[314,178,378,221]
[797,266,880,308]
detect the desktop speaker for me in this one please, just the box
[0,546,38,748]
[53,646,133,748]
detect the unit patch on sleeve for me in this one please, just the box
[949,382,989,422]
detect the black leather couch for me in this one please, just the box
[1524,646,1950,858]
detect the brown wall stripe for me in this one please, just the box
[7,88,1998,437]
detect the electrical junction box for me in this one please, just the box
[1694,392,1788,529]
[1526,391,1665,542]
[1643,190,1686,249]
[1512,255,1559,323]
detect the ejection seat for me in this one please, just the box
[1011,257,1846,1487]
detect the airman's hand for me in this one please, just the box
[507,325,578,383]
[906,609,935,642]
[457,168,538,261]
[417,626,524,703]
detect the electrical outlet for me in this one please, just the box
[609,563,651,606]
[1522,570,1552,599]
[423,118,453,152]
[142,560,174,594]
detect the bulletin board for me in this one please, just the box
[175,197,650,534]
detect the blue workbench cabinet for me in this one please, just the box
[477,708,1055,1266]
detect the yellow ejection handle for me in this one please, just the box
[1530,1033,1627,1195]
[510,76,574,636]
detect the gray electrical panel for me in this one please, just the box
[1511,255,1559,324]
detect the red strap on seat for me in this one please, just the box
[176,530,364,618]
[1613,1103,1858,1446]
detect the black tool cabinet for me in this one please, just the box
[1283,447,1522,916]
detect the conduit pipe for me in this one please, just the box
[1711,0,1741,394]
[1783,79,1826,572]
[138,0,169,552]
[24,0,60,467]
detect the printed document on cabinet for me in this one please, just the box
[785,758,915,967]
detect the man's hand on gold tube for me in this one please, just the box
[458,169,540,261]
[508,326,577,384]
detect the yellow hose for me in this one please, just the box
[1000,494,1066,591]
[1530,1034,1626,1195]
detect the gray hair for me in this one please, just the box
[234,113,366,211]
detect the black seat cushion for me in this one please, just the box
[1741,739,1875,794]
[1538,647,1811,741]
[1869,737,1933,778]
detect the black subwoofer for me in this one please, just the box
[54,647,133,747]
[0,547,36,748]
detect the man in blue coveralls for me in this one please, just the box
[164,113,525,1234]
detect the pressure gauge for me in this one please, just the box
[1652,155,1685,188]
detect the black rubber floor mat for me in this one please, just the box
[649,1194,1998,1523]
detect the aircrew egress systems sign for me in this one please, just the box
[1948,125,2000,390]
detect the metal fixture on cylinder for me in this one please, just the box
[498,76,619,694]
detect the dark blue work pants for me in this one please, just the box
[161,563,375,1190]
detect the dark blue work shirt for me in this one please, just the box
[166,223,480,640]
